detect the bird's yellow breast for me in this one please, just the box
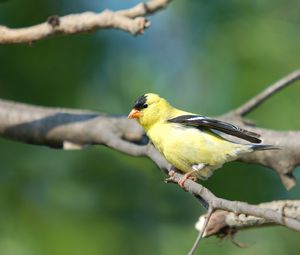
[147,122,248,175]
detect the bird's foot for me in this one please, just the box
[178,163,206,189]
[178,172,197,189]
[165,168,198,189]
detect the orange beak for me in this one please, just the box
[128,108,141,119]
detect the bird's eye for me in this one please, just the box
[143,104,148,109]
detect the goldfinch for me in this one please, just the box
[128,93,276,186]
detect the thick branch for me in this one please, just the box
[1,93,299,189]
[0,98,171,170]
[195,200,300,238]
[0,0,170,44]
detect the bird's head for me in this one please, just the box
[128,93,172,130]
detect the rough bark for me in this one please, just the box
[195,200,300,238]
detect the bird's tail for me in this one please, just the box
[251,144,280,151]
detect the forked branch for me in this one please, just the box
[195,200,300,238]
[167,173,300,232]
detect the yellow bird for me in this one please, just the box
[128,93,276,186]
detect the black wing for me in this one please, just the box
[168,115,261,143]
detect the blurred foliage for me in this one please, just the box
[0,0,300,254]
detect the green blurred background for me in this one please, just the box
[0,0,300,254]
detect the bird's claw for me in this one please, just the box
[165,169,197,188]
[178,173,197,190]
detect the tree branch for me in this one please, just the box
[217,69,300,190]
[195,200,300,238]
[0,0,170,44]
[166,173,300,232]
[0,98,171,170]
[233,69,300,116]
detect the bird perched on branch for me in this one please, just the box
[128,93,277,187]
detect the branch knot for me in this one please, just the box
[47,15,60,28]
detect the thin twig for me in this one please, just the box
[188,207,214,255]
[234,69,300,116]
[116,0,170,18]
